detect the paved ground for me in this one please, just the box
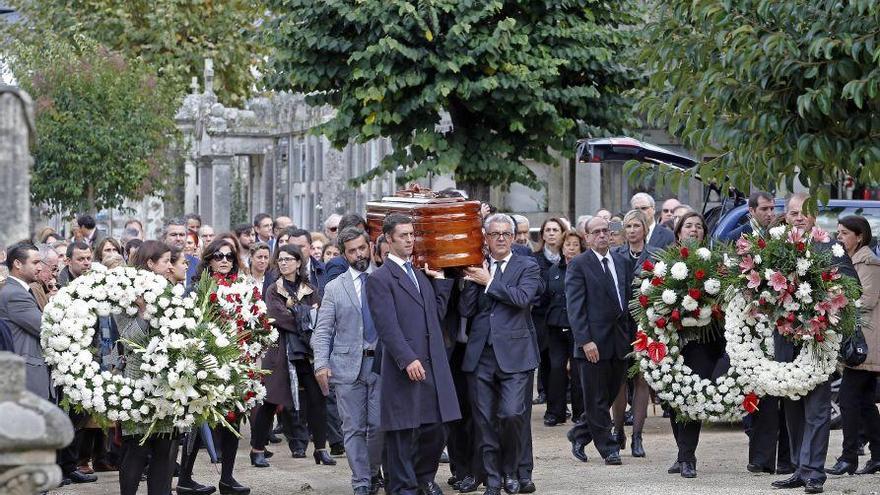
[49,404,879,495]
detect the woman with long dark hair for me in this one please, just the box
[177,237,250,495]
[249,244,335,466]
[666,212,724,479]
[532,217,566,407]
[115,241,179,495]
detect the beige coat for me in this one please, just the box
[850,246,880,372]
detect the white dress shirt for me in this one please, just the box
[387,253,419,291]
[486,252,513,292]
[592,249,623,310]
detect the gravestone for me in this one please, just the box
[0,86,33,243]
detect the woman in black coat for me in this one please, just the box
[531,217,566,407]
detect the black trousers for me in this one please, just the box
[569,357,626,458]
[447,343,480,481]
[517,370,534,481]
[384,423,447,495]
[118,434,179,495]
[179,420,241,484]
[838,367,880,463]
[293,358,328,449]
[670,339,726,464]
[747,397,793,470]
[57,409,88,474]
[468,345,531,488]
[546,327,574,419]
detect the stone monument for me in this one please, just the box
[0,86,33,243]
[0,353,74,494]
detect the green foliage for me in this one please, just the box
[7,0,267,105]
[6,36,179,215]
[264,0,642,188]
[635,0,880,206]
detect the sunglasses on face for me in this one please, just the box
[328,226,338,232]
[212,252,235,262]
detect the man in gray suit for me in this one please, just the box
[313,227,383,495]
[0,241,51,399]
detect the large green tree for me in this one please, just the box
[636,0,880,202]
[265,0,641,190]
[8,0,267,105]
[6,36,179,215]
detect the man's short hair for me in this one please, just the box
[324,213,342,228]
[124,218,143,231]
[748,191,774,209]
[234,223,254,236]
[77,215,96,229]
[36,243,57,260]
[374,234,387,256]
[6,241,38,270]
[382,213,413,237]
[785,192,811,212]
[162,217,187,237]
[337,227,370,250]
[184,212,202,224]
[253,213,272,227]
[630,192,655,209]
[483,213,515,232]
[339,213,367,232]
[287,228,312,244]
[66,240,91,259]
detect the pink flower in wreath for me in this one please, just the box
[769,271,788,292]
[814,300,832,315]
[809,317,827,335]
[830,292,848,311]
[787,228,804,245]
[739,255,755,273]
[746,270,762,289]
[736,236,751,255]
[810,226,830,243]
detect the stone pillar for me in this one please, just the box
[0,353,74,494]
[0,87,34,242]
[210,155,233,232]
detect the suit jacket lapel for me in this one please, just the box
[613,253,628,311]
[341,271,360,309]
[589,253,621,314]
[389,262,425,307]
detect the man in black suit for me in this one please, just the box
[459,214,543,495]
[564,217,635,466]
[771,193,859,494]
[720,190,776,242]
[366,213,460,495]
[630,193,675,249]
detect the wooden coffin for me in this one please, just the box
[366,191,484,269]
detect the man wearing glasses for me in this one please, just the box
[564,217,635,466]
[459,214,543,495]
[660,198,681,225]
[630,192,675,249]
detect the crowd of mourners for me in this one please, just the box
[0,189,877,495]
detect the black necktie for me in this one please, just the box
[493,260,504,283]
[602,257,621,310]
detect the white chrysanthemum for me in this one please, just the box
[796,282,812,301]
[832,243,845,257]
[754,255,762,265]
[703,278,721,295]
[653,261,668,277]
[769,226,786,239]
[696,247,712,260]
[796,258,812,276]
[670,262,689,280]
[681,295,698,311]
[662,289,678,305]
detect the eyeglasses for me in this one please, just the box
[589,228,610,236]
[328,226,338,232]
[486,232,514,239]
[211,253,235,262]
[277,257,299,264]
[662,209,675,213]
[636,206,653,211]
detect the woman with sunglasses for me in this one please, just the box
[665,212,725,479]
[249,244,335,467]
[114,241,179,495]
[177,238,250,495]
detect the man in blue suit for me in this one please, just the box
[366,213,459,495]
[631,193,675,249]
[564,217,635,466]
[459,214,543,495]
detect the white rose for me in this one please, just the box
[662,289,678,305]
[671,262,689,280]
[696,248,711,260]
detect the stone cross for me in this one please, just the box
[0,352,74,494]
[0,86,34,243]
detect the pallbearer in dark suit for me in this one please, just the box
[365,213,459,495]
[459,214,543,495]
[564,217,635,466]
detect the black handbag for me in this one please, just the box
[840,325,868,367]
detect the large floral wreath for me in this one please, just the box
[632,242,758,421]
[40,267,261,437]
[723,225,861,399]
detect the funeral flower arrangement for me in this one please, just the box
[631,242,756,421]
[723,225,861,399]
[40,267,249,437]
[196,273,276,420]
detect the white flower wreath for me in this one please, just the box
[724,293,841,400]
[40,267,247,436]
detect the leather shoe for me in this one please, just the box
[532,392,546,405]
[448,476,460,487]
[314,449,337,466]
[267,432,282,444]
[771,474,805,489]
[249,451,270,468]
[218,479,250,495]
[857,459,880,475]
[482,488,501,495]
[354,487,370,495]
[747,463,775,474]
[611,429,626,450]
[826,459,857,476]
[631,433,645,458]
[502,475,520,494]
[604,452,622,465]
[458,475,482,493]
[518,479,536,493]
[543,414,564,427]
[804,479,824,494]
[176,480,216,495]
[263,449,273,458]
[291,448,306,458]
[571,440,588,462]
[421,480,442,495]
[667,462,681,474]
[330,443,346,456]
[680,461,696,478]
[776,465,796,475]
[92,461,118,472]
[66,471,97,483]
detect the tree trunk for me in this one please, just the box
[458,180,491,205]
